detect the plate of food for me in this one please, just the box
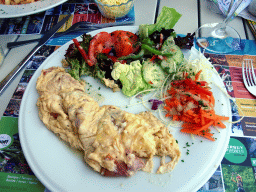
[0,0,67,18]
[19,7,231,192]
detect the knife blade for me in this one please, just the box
[6,21,105,49]
[38,14,71,45]
[0,14,71,95]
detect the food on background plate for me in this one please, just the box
[98,0,129,5]
[36,67,181,176]
[0,0,39,5]
[94,0,134,19]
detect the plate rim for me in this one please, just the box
[18,26,231,192]
[0,0,68,18]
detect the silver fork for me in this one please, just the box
[242,59,256,96]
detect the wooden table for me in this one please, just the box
[0,0,254,118]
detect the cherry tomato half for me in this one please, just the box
[88,32,113,65]
[111,30,138,58]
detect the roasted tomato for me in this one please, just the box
[88,30,138,65]
[111,30,138,58]
[88,32,114,65]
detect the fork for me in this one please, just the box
[242,59,256,96]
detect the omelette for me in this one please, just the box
[36,67,181,176]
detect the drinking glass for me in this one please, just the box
[195,0,243,53]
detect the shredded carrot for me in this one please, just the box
[164,70,229,141]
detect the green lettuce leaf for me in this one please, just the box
[139,6,182,38]
[111,60,151,97]
[68,59,81,80]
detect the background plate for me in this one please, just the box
[19,26,231,192]
[0,0,67,18]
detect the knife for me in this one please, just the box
[0,14,71,95]
[6,21,107,49]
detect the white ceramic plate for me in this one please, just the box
[19,26,231,192]
[0,0,67,18]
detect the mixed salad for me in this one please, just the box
[63,6,195,97]
[62,6,230,141]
